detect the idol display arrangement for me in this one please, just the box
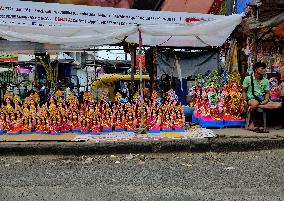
[0,89,185,135]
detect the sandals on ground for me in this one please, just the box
[248,127,259,132]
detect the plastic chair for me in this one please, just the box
[246,108,267,129]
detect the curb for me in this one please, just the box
[0,137,283,155]
[0,140,193,155]
[210,137,284,152]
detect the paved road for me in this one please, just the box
[0,149,283,201]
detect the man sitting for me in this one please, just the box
[243,62,282,132]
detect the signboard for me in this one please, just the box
[0,0,222,27]
[0,58,18,62]
[0,52,18,62]
[0,52,18,58]
[17,65,33,74]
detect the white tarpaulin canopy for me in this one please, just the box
[0,0,243,49]
[0,24,138,48]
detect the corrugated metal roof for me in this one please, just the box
[272,21,284,38]
[259,0,284,22]
[161,0,214,13]
[161,0,226,14]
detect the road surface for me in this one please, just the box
[0,149,283,201]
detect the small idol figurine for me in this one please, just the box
[173,111,185,132]
[60,116,70,133]
[49,117,60,135]
[91,118,101,134]
[114,112,124,132]
[4,91,14,114]
[125,112,136,132]
[72,112,81,133]
[22,117,32,134]
[81,118,90,134]
[6,113,20,135]
[13,94,22,114]
[36,117,49,134]
[102,113,112,132]
[161,113,172,132]
[0,111,5,134]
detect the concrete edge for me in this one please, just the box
[0,137,283,155]
[210,137,284,152]
[0,140,195,155]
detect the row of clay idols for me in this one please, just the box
[0,108,185,134]
[0,91,185,134]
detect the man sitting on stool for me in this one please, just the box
[243,62,282,132]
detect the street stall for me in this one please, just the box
[0,0,242,141]
[232,0,284,128]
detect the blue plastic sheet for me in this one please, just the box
[237,0,253,13]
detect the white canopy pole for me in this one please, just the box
[138,30,145,128]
